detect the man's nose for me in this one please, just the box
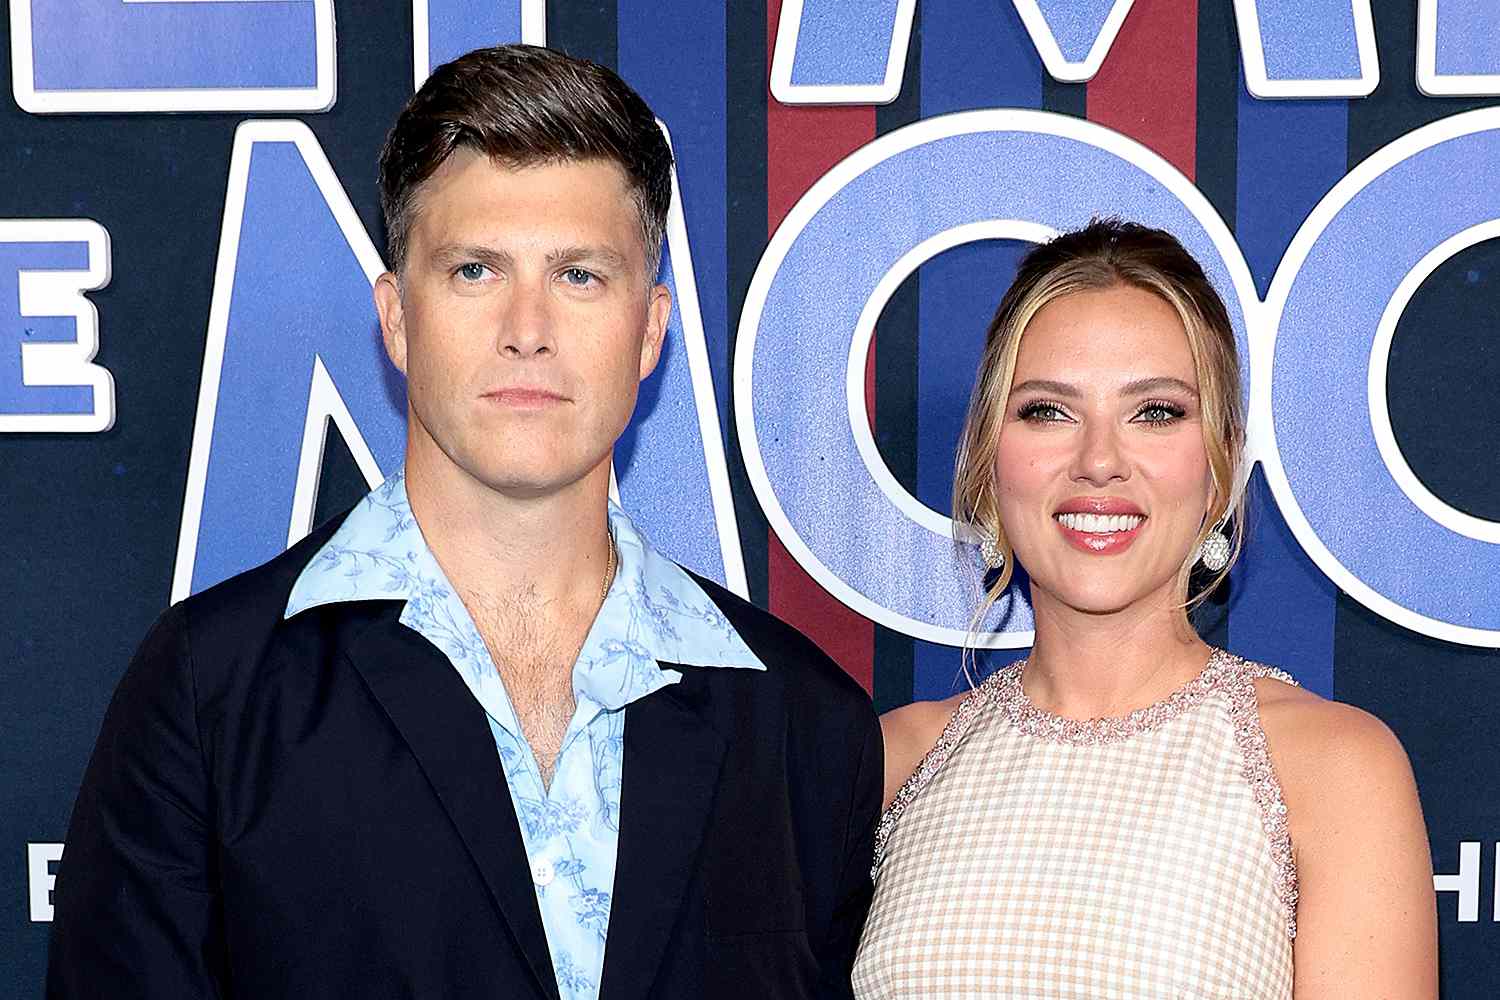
[497,279,556,357]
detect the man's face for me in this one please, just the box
[374,150,670,501]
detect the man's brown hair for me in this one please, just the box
[378,44,673,277]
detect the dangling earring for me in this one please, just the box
[978,530,1005,570]
[1195,518,1231,572]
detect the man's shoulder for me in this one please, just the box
[687,570,871,710]
[173,510,351,642]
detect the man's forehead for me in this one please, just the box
[419,148,632,202]
[407,151,641,245]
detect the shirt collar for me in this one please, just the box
[286,470,766,711]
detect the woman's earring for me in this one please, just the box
[1195,521,1231,572]
[979,532,1005,570]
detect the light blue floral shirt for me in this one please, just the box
[284,470,766,1000]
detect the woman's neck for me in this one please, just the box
[1020,586,1212,720]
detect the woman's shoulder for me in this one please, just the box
[1249,667,1420,852]
[1246,661,1436,992]
[1251,669,1411,782]
[878,691,971,811]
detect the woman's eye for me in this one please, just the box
[456,262,489,281]
[1134,401,1187,425]
[1018,401,1069,422]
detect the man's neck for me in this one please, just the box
[402,448,614,610]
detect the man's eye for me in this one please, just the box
[456,262,489,281]
[560,267,597,287]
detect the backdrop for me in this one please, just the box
[3,0,1498,995]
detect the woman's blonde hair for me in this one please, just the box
[953,218,1246,628]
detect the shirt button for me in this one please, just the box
[531,859,555,887]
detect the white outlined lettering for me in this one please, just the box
[1417,0,1500,97]
[412,0,544,90]
[0,219,113,433]
[9,0,335,114]
[27,842,62,922]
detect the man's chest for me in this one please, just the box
[466,597,591,781]
[498,658,575,783]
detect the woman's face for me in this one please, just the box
[992,283,1214,617]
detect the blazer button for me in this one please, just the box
[531,859,555,887]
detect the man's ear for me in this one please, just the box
[373,271,407,373]
[639,282,672,381]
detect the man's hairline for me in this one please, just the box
[390,147,666,284]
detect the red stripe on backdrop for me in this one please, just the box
[1087,0,1198,180]
[766,0,876,691]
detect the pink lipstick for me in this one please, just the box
[1053,497,1146,555]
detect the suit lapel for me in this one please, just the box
[599,669,728,1000]
[346,616,560,1000]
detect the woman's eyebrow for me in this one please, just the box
[1009,377,1200,398]
[1009,379,1080,397]
[1120,376,1199,398]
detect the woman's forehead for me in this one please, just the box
[1014,286,1196,384]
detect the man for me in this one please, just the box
[47,45,880,1000]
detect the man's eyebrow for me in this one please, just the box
[1120,376,1199,398]
[427,244,512,268]
[423,243,634,273]
[544,245,630,270]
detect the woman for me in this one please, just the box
[852,220,1436,998]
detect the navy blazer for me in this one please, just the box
[47,516,882,999]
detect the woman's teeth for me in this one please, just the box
[1055,512,1143,534]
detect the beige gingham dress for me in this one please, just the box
[853,649,1298,999]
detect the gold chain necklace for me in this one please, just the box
[598,531,617,609]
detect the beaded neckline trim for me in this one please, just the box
[871,649,1302,939]
[1227,659,1301,939]
[997,647,1235,746]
